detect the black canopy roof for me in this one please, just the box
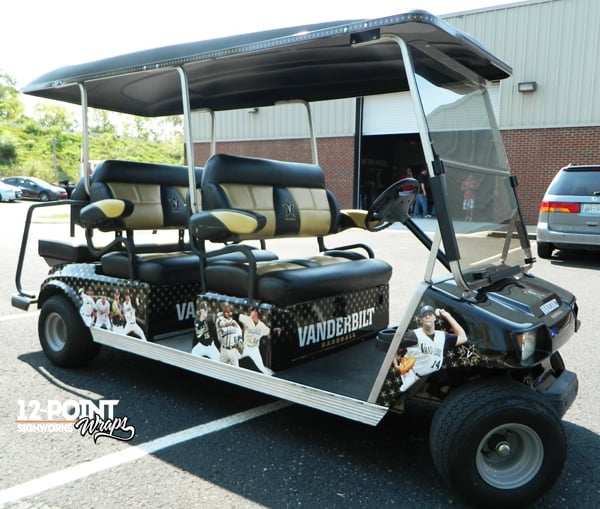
[22,11,511,117]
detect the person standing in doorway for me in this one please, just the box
[413,166,429,218]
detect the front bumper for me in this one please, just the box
[538,369,578,418]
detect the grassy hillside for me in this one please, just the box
[0,123,184,183]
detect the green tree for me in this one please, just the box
[90,109,116,134]
[34,103,75,131]
[0,73,24,122]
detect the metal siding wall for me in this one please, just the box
[362,92,418,134]
[191,99,355,142]
[444,0,600,129]
[362,86,500,134]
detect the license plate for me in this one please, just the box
[582,203,600,214]
[540,298,559,315]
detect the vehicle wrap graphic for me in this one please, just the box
[196,285,388,372]
[377,298,484,407]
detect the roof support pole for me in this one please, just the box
[303,101,319,166]
[78,83,90,196]
[177,66,200,214]
[276,100,318,166]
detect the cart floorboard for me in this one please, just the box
[159,334,385,401]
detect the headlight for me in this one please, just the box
[515,329,537,361]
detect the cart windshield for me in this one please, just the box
[414,66,532,289]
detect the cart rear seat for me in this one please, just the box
[73,159,275,283]
[190,154,391,304]
[39,161,201,267]
[81,159,201,232]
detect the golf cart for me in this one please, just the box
[13,11,578,508]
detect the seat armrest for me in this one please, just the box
[190,209,267,242]
[79,199,134,229]
[340,209,370,230]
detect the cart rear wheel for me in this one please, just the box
[39,295,100,367]
[429,379,566,508]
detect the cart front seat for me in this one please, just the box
[190,153,391,305]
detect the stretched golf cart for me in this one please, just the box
[14,11,579,508]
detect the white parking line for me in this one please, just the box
[0,311,39,322]
[474,246,521,265]
[0,400,291,505]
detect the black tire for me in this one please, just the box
[537,242,554,259]
[38,295,101,367]
[429,379,566,509]
[39,191,51,201]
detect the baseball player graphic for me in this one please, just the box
[121,291,147,340]
[393,305,467,392]
[110,292,125,331]
[191,302,220,360]
[79,287,96,327]
[215,305,243,366]
[94,293,111,330]
[238,307,274,375]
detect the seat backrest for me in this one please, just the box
[89,160,202,231]
[201,154,340,240]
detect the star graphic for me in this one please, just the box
[459,344,481,365]
[282,201,295,219]
[168,196,182,209]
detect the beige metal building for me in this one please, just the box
[191,0,600,224]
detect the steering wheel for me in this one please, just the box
[365,178,419,232]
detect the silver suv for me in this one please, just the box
[537,164,600,258]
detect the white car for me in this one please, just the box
[0,181,22,202]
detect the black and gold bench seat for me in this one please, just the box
[190,153,392,304]
[74,159,277,283]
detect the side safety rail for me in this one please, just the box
[12,200,86,310]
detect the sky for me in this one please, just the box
[2,0,521,90]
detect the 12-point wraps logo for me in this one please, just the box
[16,399,136,443]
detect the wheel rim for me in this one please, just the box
[475,423,544,489]
[44,311,68,352]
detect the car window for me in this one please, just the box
[548,170,600,196]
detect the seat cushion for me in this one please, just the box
[205,257,392,306]
[39,239,99,266]
[102,252,200,284]
[258,258,392,305]
[101,249,278,284]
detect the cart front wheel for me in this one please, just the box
[39,295,100,367]
[429,379,566,508]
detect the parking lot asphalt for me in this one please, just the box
[1,201,598,509]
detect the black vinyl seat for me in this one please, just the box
[190,154,392,304]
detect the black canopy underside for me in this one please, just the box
[23,11,511,117]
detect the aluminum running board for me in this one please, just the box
[90,329,388,426]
